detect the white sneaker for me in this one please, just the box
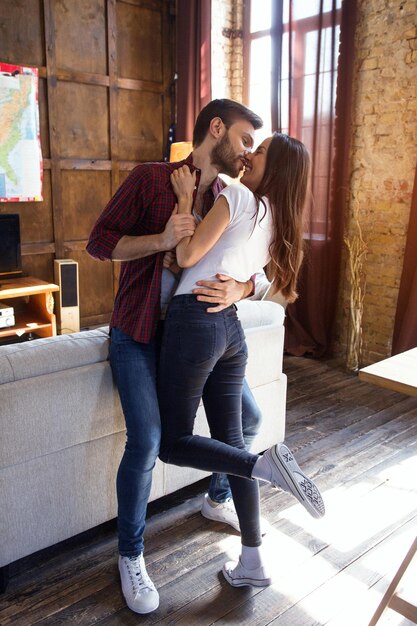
[118,554,159,614]
[201,494,270,535]
[263,443,325,519]
[222,557,272,587]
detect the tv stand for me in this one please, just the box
[0,277,60,343]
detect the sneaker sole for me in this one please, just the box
[270,444,325,519]
[124,595,160,615]
[222,565,272,588]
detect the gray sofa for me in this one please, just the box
[0,300,286,584]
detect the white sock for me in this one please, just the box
[252,451,287,490]
[252,454,272,482]
[240,545,264,570]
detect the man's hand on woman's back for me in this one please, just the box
[193,274,253,313]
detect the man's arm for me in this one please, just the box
[111,211,196,261]
[86,165,195,262]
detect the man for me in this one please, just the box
[87,99,268,615]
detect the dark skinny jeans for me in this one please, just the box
[158,295,261,547]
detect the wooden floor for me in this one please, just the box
[1,356,417,625]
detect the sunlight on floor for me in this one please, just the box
[297,526,417,625]
[377,453,417,490]
[274,453,417,553]
[236,508,416,625]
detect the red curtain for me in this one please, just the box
[283,0,357,356]
[392,162,417,354]
[176,0,212,142]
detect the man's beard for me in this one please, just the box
[210,132,241,178]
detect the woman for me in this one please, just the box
[158,133,324,587]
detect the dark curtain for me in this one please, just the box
[176,0,212,142]
[392,162,417,354]
[282,0,357,356]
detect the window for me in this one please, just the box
[244,0,342,238]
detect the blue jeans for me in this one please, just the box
[158,295,261,547]
[109,327,162,557]
[208,378,261,502]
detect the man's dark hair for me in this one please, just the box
[192,99,263,147]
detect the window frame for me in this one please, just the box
[243,1,341,137]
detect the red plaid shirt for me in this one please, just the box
[87,155,225,343]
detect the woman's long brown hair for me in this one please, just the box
[255,133,310,303]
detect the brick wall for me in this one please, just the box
[211,0,244,101]
[334,0,417,365]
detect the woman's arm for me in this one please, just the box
[176,197,230,268]
[171,166,230,268]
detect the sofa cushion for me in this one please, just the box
[0,361,124,469]
[236,299,285,330]
[0,328,109,384]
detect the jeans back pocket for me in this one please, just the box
[177,321,217,365]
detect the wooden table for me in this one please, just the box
[359,347,417,398]
[359,348,417,625]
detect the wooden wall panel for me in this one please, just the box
[61,171,111,240]
[56,83,109,159]
[70,250,114,320]
[118,90,163,161]
[0,0,45,67]
[20,171,54,244]
[21,254,55,284]
[118,171,131,185]
[38,79,50,159]
[0,0,175,329]
[55,0,107,75]
[0,171,54,243]
[117,2,162,81]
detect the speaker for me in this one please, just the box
[54,259,80,334]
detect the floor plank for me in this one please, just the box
[1,356,417,625]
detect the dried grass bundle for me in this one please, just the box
[344,204,367,371]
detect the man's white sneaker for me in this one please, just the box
[262,443,325,519]
[118,554,159,614]
[201,494,270,535]
[222,558,272,587]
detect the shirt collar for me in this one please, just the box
[183,152,224,197]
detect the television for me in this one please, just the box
[0,214,23,279]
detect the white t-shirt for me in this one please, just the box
[175,183,273,296]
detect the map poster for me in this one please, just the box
[0,62,43,202]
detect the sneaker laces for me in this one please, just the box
[124,555,154,595]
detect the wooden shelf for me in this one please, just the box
[0,277,59,298]
[0,313,53,338]
[0,277,59,342]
